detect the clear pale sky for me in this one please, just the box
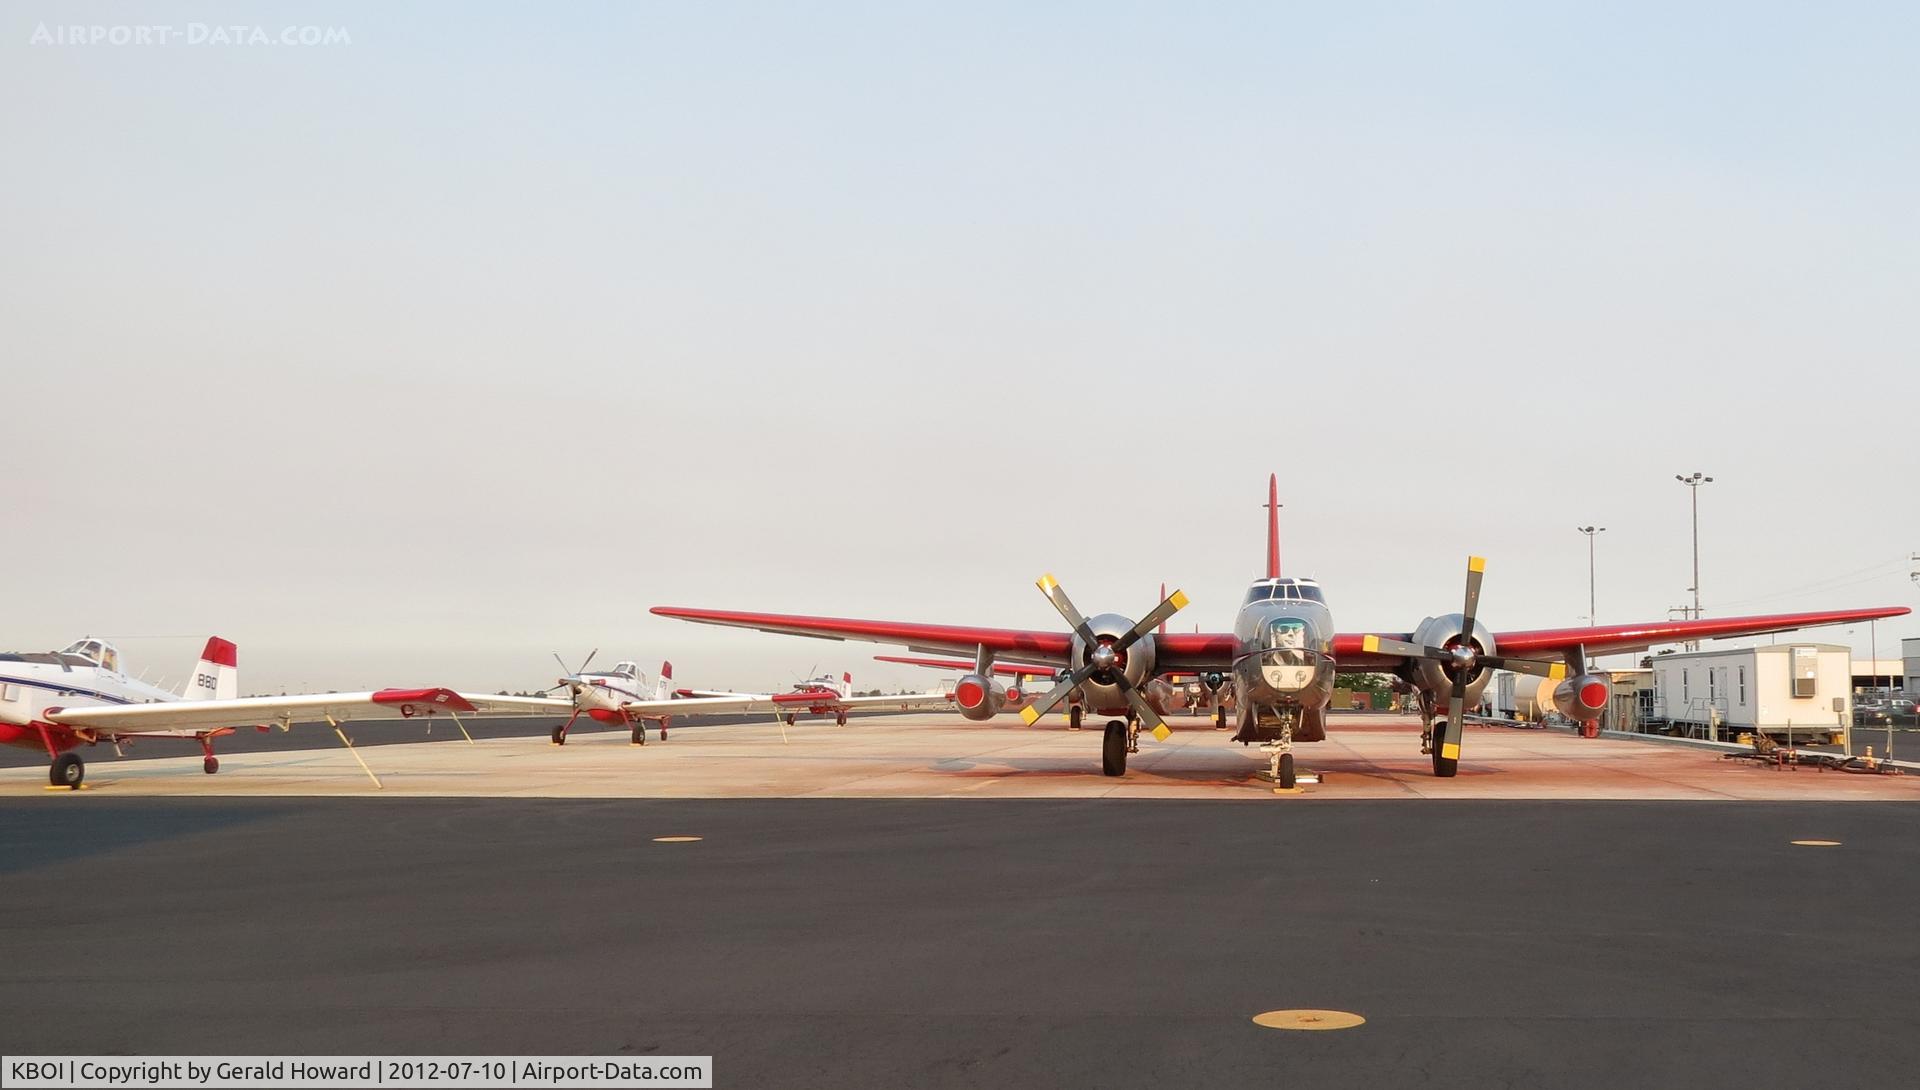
[5,2,1916,693]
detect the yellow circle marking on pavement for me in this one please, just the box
[1791,839,1841,847]
[652,836,703,843]
[1252,1009,1366,1030]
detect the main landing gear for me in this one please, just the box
[1214,705,1229,730]
[836,712,849,727]
[631,723,647,745]
[50,752,84,789]
[1068,706,1083,731]
[1102,720,1128,777]
[199,735,220,775]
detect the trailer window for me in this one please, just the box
[1738,667,1746,706]
[1682,670,1689,703]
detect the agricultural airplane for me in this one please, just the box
[679,671,951,725]
[656,476,1912,787]
[0,636,563,787]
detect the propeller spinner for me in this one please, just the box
[1019,576,1189,741]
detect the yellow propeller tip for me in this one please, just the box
[1019,707,1040,725]
[1550,664,1568,680]
[1151,724,1172,741]
[1468,556,1486,573]
[1362,635,1380,653]
[1168,590,1190,610]
[1037,573,1058,591]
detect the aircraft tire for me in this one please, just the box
[785,714,797,726]
[1214,706,1228,730]
[551,725,567,746]
[1069,706,1082,731]
[1431,743,1459,778]
[50,753,83,789]
[203,756,220,775]
[1102,720,1127,777]
[631,726,646,746]
[837,713,848,727]
[1278,752,1296,789]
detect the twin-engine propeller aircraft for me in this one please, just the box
[655,475,1912,788]
[0,636,567,788]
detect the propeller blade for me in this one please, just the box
[1036,573,1100,645]
[1436,691,1466,763]
[1460,557,1485,638]
[1483,656,1568,680]
[1123,685,1172,742]
[1116,588,1189,651]
[1361,634,1445,660]
[1019,662,1099,725]
[578,648,599,676]
[552,652,573,677]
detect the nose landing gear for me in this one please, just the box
[1101,720,1128,777]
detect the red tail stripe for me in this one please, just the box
[201,637,238,669]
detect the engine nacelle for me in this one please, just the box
[1553,674,1612,722]
[1409,613,1497,709]
[952,674,1006,721]
[1069,613,1157,709]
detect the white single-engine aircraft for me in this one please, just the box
[0,636,564,788]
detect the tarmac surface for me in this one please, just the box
[5,713,1918,800]
[5,715,1918,1088]
[4,796,1917,1088]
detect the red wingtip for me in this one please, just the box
[1266,474,1281,579]
[201,637,238,668]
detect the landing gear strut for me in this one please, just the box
[199,735,220,775]
[552,710,580,746]
[1101,720,1127,777]
[1125,716,1141,755]
[1261,712,1298,789]
[50,752,83,789]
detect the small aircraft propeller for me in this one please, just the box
[1019,575,1189,741]
[1359,557,1566,769]
[543,649,600,693]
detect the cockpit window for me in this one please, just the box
[611,662,639,678]
[1241,581,1327,606]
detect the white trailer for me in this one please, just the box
[1649,644,1851,744]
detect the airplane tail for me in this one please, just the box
[840,671,853,698]
[655,661,674,700]
[184,637,239,702]
[1266,473,1282,579]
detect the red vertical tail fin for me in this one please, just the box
[1266,473,1282,579]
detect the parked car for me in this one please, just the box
[1853,699,1918,728]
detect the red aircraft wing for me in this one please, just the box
[651,607,1079,664]
[1328,605,1909,670]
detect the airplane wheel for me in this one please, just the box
[1102,720,1128,777]
[631,726,646,746]
[203,756,220,775]
[1214,707,1228,730]
[837,713,848,727]
[1431,741,1459,778]
[1069,706,1083,731]
[1278,752,1296,789]
[50,753,83,789]
[785,715,797,726]
[551,725,567,746]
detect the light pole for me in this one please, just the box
[1577,526,1606,628]
[1675,472,1713,650]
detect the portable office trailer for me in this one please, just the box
[1649,644,1851,743]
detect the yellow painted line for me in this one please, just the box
[1168,589,1190,610]
[652,836,703,843]
[1791,840,1841,847]
[1252,1009,1365,1031]
[1440,742,1460,760]
[43,784,90,792]
[1468,555,1486,573]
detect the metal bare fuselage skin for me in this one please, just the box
[1229,589,1336,743]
